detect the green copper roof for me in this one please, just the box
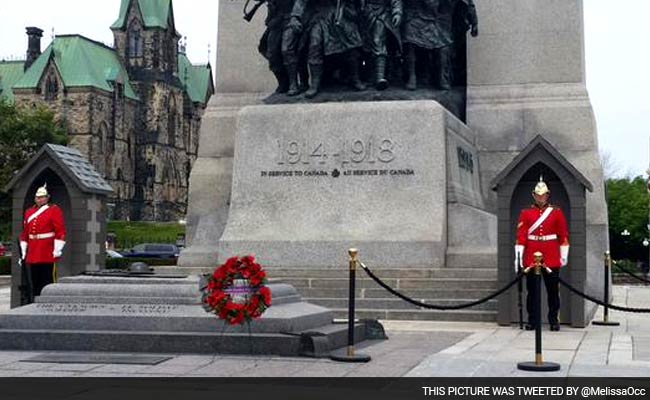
[178,53,213,105]
[0,61,26,102]
[13,35,139,101]
[112,0,174,30]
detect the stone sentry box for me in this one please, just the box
[492,136,596,328]
[4,144,113,308]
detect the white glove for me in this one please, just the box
[514,245,525,272]
[560,245,570,267]
[20,241,28,260]
[53,239,66,258]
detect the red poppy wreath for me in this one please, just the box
[202,255,272,326]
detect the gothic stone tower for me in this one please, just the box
[112,0,190,221]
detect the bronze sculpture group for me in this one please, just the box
[248,0,478,99]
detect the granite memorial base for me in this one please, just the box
[0,276,379,356]
[215,100,495,269]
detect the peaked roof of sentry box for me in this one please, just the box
[5,144,114,195]
[0,61,26,102]
[13,35,139,101]
[178,53,214,105]
[491,135,593,192]
[112,0,174,30]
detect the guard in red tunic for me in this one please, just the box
[19,184,66,297]
[514,179,569,331]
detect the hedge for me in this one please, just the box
[0,257,9,275]
[107,221,185,250]
[0,256,173,273]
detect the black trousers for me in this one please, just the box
[526,269,560,325]
[29,263,55,297]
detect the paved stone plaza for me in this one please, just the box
[0,281,649,377]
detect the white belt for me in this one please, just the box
[29,232,55,240]
[528,234,558,242]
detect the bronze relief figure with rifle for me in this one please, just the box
[244,0,478,106]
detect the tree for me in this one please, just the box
[600,149,622,180]
[606,176,650,261]
[0,100,67,239]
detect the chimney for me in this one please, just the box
[25,27,44,71]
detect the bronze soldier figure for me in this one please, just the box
[282,0,310,96]
[254,0,296,93]
[459,0,478,38]
[360,0,402,90]
[451,0,478,87]
[401,0,453,90]
[288,0,366,98]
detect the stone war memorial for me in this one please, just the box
[0,0,609,358]
[181,0,608,328]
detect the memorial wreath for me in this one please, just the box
[202,255,272,326]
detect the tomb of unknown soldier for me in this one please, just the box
[0,0,615,363]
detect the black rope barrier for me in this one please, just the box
[359,262,523,310]
[615,263,650,285]
[558,276,650,313]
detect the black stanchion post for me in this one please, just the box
[517,252,561,372]
[593,251,620,326]
[330,248,371,363]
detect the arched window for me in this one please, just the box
[45,76,58,101]
[127,21,143,58]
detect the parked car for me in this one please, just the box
[123,244,180,259]
[0,243,5,257]
[106,249,124,259]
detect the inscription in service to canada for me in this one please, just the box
[261,137,415,178]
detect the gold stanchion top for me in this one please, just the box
[348,248,359,260]
[605,250,611,257]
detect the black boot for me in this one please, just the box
[405,48,417,91]
[305,63,323,99]
[436,46,452,91]
[285,63,300,96]
[348,50,366,91]
[299,62,310,92]
[271,68,289,94]
[375,56,389,91]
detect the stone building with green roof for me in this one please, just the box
[0,0,214,221]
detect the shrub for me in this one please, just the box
[107,221,185,250]
[0,257,9,275]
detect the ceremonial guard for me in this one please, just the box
[19,185,67,297]
[515,179,569,331]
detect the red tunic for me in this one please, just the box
[516,204,569,269]
[20,204,66,264]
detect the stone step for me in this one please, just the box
[332,309,497,322]
[298,287,497,300]
[309,298,497,312]
[274,277,497,290]
[155,266,497,278]
[445,251,497,269]
[265,268,497,280]
[0,322,368,356]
